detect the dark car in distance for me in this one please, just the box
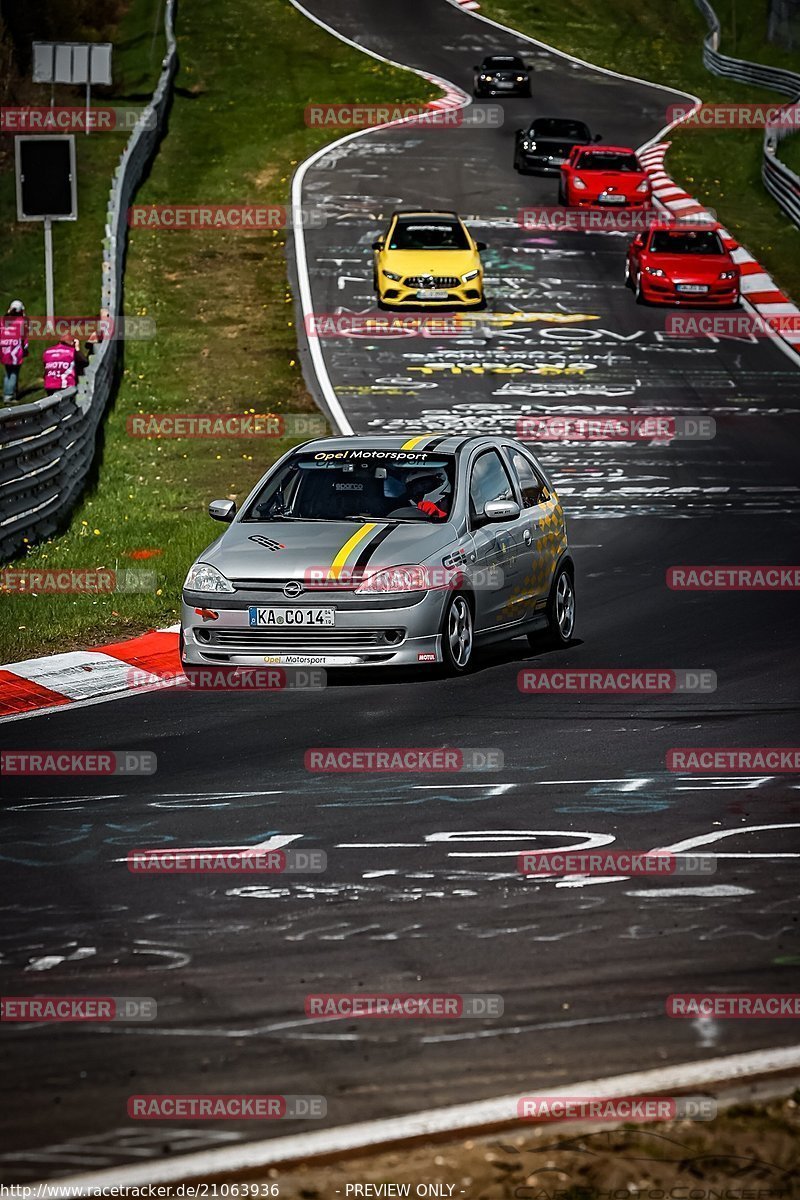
[514,117,600,174]
[473,54,532,98]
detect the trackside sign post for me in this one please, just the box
[15,135,78,327]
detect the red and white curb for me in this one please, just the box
[0,627,180,720]
[453,0,481,11]
[639,142,800,356]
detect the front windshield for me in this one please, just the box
[389,220,470,251]
[244,451,456,523]
[575,151,640,172]
[650,230,724,255]
[530,119,589,140]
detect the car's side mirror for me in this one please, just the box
[209,499,236,522]
[372,239,384,250]
[593,132,603,141]
[475,240,487,251]
[484,499,521,522]
[728,241,739,251]
[632,234,645,248]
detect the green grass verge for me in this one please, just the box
[478,0,800,300]
[1,0,435,661]
[0,0,164,399]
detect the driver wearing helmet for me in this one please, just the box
[383,468,452,519]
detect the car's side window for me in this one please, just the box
[510,451,548,508]
[468,451,515,526]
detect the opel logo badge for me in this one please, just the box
[283,580,303,598]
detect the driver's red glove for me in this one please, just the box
[417,500,446,518]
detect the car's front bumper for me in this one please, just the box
[181,587,448,668]
[378,282,483,308]
[640,278,740,306]
[475,83,530,97]
[567,193,651,208]
[517,152,567,174]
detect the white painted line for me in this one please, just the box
[50,1045,800,1192]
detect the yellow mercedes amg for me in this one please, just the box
[372,210,486,309]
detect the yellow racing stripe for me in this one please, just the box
[401,435,434,450]
[327,523,377,580]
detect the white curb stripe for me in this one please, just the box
[48,1044,800,1192]
[6,651,161,701]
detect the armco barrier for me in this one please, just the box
[693,0,800,228]
[0,1,177,563]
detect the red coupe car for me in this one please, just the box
[625,225,741,306]
[559,145,651,208]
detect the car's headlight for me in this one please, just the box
[382,269,402,282]
[645,266,666,277]
[572,176,587,190]
[719,269,738,280]
[479,74,491,80]
[184,562,236,593]
[462,268,480,282]
[516,75,526,82]
[636,179,651,193]
[355,565,429,594]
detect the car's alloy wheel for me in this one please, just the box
[442,593,474,674]
[528,565,576,650]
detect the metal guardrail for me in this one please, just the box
[694,0,800,229]
[0,0,177,563]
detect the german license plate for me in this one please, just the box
[599,194,626,204]
[416,289,448,300]
[677,284,709,293]
[249,607,335,627]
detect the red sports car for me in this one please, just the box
[626,225,741,306]
[559,145,651,208]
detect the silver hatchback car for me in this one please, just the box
[180,434,575,674]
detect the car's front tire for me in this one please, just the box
[634,274,649,305]
[441,591,475,674]
[528,564,575,650]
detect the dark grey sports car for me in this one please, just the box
[514,117,600,174]
[181,434,575,674]
[473,54,532,98]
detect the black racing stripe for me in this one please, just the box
[352,524,395,581]
[420,435,450,452]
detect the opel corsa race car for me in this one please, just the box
[625,225,741,306]
[372,211,486,309]
[559,146,651,208]
[181,435,575,674]
[514,117,599,174]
